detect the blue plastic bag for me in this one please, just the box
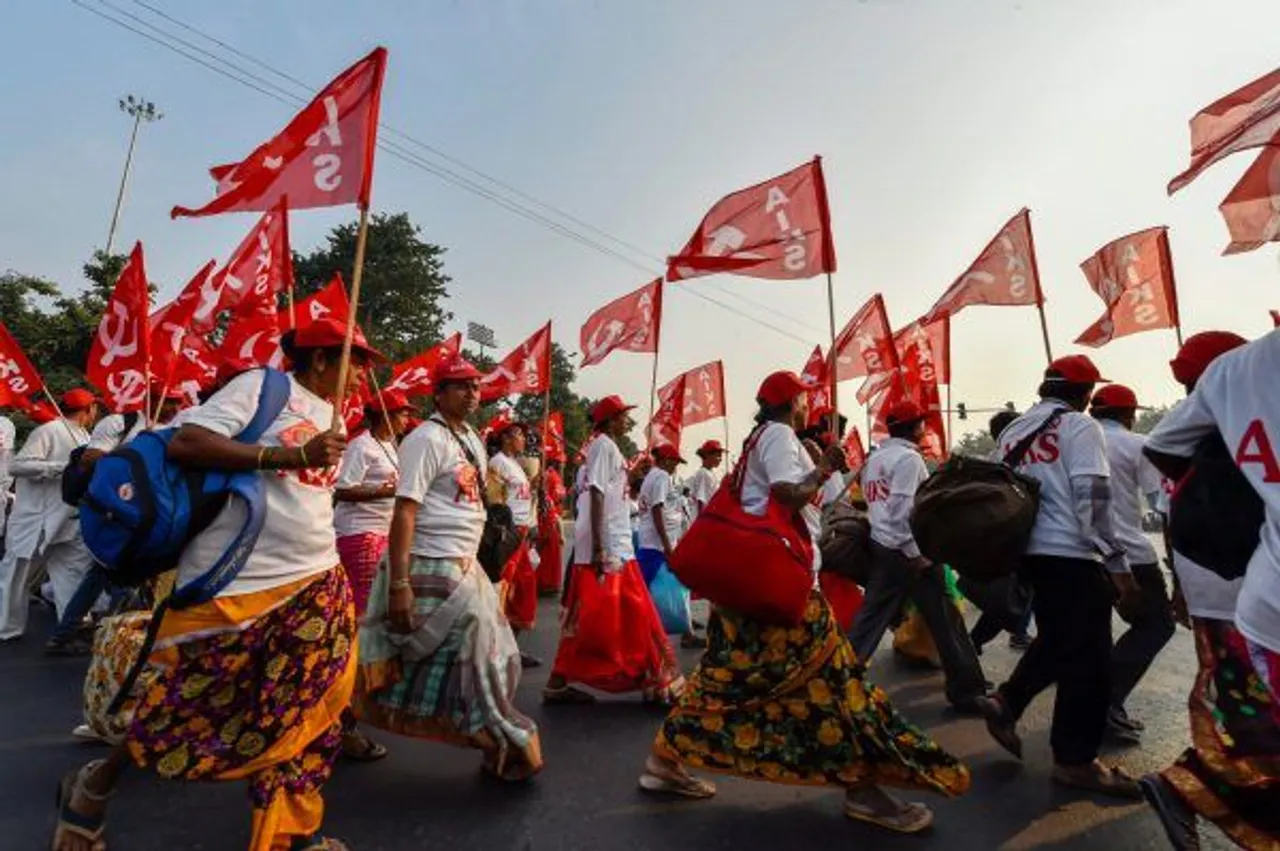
[650,563,691,635]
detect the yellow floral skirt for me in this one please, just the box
[654,592,970,795]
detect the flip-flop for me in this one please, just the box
[290,837,350,851]
[844,799,934,834]
[1139,775,1201,851]
[977,695,1023,760]
[638,757,716,799]
[542,685,596,704]
[1051,763,1143,800]
[51,767,107,851]
[340,732,388,763]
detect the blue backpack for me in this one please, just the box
[79,368,292,608]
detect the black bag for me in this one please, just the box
[1168,432,1263,580]
[818,499,873,585]
[910,412,1061,583]
[435,418,520,583]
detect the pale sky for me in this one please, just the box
[3,0,1278,451]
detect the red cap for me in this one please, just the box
[366,390,415,414]
[696,439,725,456]
[1170,331,1248,387]
[652,443,686,463]
[1091,384,1139,410]
[434,353,484,384]
[293,317,385,362]
[1044,354,1107,385]
[756,371,813,407]
[483,410,523,439]
[591,394,636,425]
[61,388,98,411]
[885,401,925,428]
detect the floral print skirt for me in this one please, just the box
[654,592,970,796]
[125,567,357,851]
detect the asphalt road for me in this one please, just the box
[0,594,1231,851]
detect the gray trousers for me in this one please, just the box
[848,543,988,706]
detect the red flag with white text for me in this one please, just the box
[1218,145,1280,256]
[543,412,567,462]
[922,209,1043,323]
[0,320,47,411]
[842,426,867,471]
[1168,67,1280,195]
[832,294,897,382]
[662,359,726,427]
[894,317,950,385]
[291,274,351,331]
[86,242,152,414]
[210,197,294,321]
[383,332,463,397]
[801,345,833,421]
[479,323,552,402]
[173,48,387,217]
[580,278,662,367]
[667,157,836,282]
[218,301,285,371]
[648,372,687,450]
[150,260,218,388]
[1074,227,1180,347]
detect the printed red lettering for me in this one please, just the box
[1235,419,1280,483]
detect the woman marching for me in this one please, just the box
[639,371,970,834]
[356,354,543,782]
[543,396,683,705]
[50,317,378,851]
[485,413,542,666]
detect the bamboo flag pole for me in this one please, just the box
[329,205,372,432]
[647,288,664,449]
[1161,228,1186,350]
[1024,213,1054,365]
[367,368,395,440]
[825,272,839,445]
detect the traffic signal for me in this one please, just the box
[956,402,967,421]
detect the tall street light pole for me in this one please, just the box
[105,94,163,257]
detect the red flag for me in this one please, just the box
[542,412,566,462]
[801,345,833,419]
[219,302,285,371]
[292,274,351,331]
[668,359,726,427]
[211,197,294,319]
[868,365,947,462]
[667,157,836,282]
[648,372,687,450]
[0,320,47,410]
[842,426,867,471]
[580,278,662,367]
[479,323,552,402]
[168,332,220,403]
[1168,67,1280,195]
[382,332,463,397]
[86,243,152,414]
[151,260,218,388]
[832,294,897,382]
[923,209,1043,323]
[173,48,387,217]
[894,317,950,385]
[1218,145,1280,255]
[1074,227,1180,347]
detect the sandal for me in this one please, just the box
[340,731,388,763]
[1051,761,1143,800]
[542,685,596,705]
[638,757,716,799]
[844,798,934,834]
[976,694,1023,760]
[1139,774,1201,851]
[290,837,350,851]
[51,762,113,851]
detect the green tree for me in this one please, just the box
[1134,405,1169,435]
[293,212,453,363]
[953,430,996,457]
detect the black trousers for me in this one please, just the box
[1110,562,1176,711]
[1000,555,1113,767]
[848,543,988,706]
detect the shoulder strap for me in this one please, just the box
[1001,410,1064,468]
[237,368,292,445]
[122,411,140,437]
[731,422,770,496]
[430,416,491,507]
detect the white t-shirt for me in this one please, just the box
[860,438,928,557]
[0,414,14,498]
[397,418,487,561]
[637,466,683,551]
[998,399,1110,561]
[489,452,534,529]
[1098,419,1161,565]
[687,467,720,515]
[741,422,821,573]
[87,413,147,453]
[333,431,399,538]
[819,473,849,508]
[1145,331,1280,653]
[1156,487,1242,621]
[573,434,634,563]
[177,371,339,597]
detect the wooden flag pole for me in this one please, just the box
[825,272,839,445]
[367,368,395,440]
[1024,215,1054,365]
[647,293,664,449]
[287,284,298,330]
[41,387,79,444]
[330,206,372,432]
[1161,229,1186,351]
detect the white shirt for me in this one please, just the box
[0,415,15,498]
[397,419,487,561]
[998,399,1110,562]
[741,421,821,574]
[1098,419,1161,565]
[87,413,146,453]
[820,473,850,508]
[1145,331,1280,653]
[5,418,89,559]
[1156,487,1242,621]
[489,452,534,529]
[687,466,720,516]
[573,434,634,563]
[637,466,683,551]
[861,438,928,558]
[177,371,339,597]
[333,431,399,538]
